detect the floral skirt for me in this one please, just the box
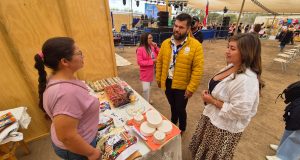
[189,115,242,160]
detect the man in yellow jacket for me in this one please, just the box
[156,13,204,132]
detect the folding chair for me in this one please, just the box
[278,53,292,59]
[273,58,289,71]
[277,50,296,59]
[294,45,300,50]
[273,50,298,72]
[289,49,297,52]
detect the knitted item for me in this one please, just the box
[101,131,137,160]
[0,112,16,132]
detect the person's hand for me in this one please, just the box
[201,90,213,104]
[157,81,161,88]
[151,42,157,48]
[88,149,101,160]
[184,90,193,99]
[153,59,157,64]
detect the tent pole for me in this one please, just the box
[131,0,133,29]
[166,0,169,12]
[272,15,276,26]
[235,0,245,34]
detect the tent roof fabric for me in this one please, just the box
[188,0,300,14]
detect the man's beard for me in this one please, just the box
[173,31,188,41]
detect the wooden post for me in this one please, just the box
[165,0,169,12]
[272,15,277,26]
[235,0,245,34]
[131,0,133,29]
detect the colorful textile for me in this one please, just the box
[104,84,130,108]
[102,131,137,160]
[0,112,16,132]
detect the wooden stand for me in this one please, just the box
[0,140,30,160]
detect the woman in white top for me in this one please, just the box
[189,33,264,160]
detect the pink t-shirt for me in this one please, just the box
[43,79,99,149]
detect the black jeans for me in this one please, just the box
[165,78,188,131]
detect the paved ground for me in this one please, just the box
[16,39,300,160]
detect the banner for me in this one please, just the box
[145,3,159,19]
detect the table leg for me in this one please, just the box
[7,154,17,160]
[0,142,18,160]
[19,141,30,155]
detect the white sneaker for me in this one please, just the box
[266,155,281,160]
[270,144,279,151]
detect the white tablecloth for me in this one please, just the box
[115,53,132,67]
[0,106,31,144]
[97,85,182,160]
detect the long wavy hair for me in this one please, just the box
[229,33,265,91]
[34,37,75,113]
[139,33,151,56]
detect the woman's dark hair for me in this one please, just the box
[34,37,75,112]
[254,24,261,33]
[139,33,151,55]
[229,33,265,91]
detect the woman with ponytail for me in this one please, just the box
[34,52,47,113]
[136,33,159,103]
[34,37,101,160]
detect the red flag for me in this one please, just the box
[203,0,209,26]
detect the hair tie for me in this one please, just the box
[38,52,44,61]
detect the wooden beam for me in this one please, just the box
[105,0,118,76]
[271,15,277,26]
[235,0,246,34]
[166,0,169,12]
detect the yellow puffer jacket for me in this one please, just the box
[156,37,204,93]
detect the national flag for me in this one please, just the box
[203,0,209,26]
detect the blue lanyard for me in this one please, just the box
[150,49,155,59]
[193,29,200,36]
[170,43,184,68]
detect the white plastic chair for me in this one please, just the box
[273,50,298,71]
[278,53,292,59]
[273,57,289,71]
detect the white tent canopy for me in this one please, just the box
[188,0,300,14]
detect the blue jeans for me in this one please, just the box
[280,43,286,52]
[277,130,300,160]
[52,138,97,160]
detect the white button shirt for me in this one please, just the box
[203,64,260,133]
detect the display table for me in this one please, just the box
[107,89,181,160]
[0,107,31,159]
[86,78,182,160]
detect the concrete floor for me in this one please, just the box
[16,136,60,160]
[16,39,300,160]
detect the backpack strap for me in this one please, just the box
[275,92,284,103]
